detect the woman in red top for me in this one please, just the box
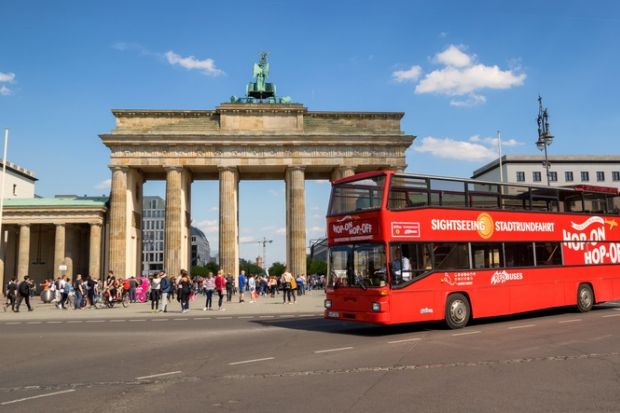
[214,270,227,311]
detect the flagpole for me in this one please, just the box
[0,129,8,258]
[497,130,503,183]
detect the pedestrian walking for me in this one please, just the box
[178,270,192,313]
[248,274,257,303]
[215,270,226,311]
[159,272,170,312]
[281,271,294,304]
[150,272,161,312]
[73,274,84,310]
[4,277,18,312]
[203,272,215,311]
[225,273,234,302]
[238,270,247,303]
[15,275,34,312]
[128,276,139,303]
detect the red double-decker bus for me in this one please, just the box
[324,170,620,328]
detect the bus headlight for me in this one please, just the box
[324,299,332,309]
[372,302,381,312]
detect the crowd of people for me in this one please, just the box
[4,269,323,314]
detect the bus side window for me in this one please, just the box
[535,242,562,266]
[504,242,535,267]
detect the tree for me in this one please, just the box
[239,258,263,275]
[307,256,327,275]
[269,261,286,277]
[191,261,219,277]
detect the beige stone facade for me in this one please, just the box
[102,103,414,280]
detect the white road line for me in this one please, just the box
[238,316,253,319]
[46,321,62,324]
[298,314,316,317]
[314,347,354,354]
[388,337,422,344]
[173,318,188,321]
[195,317,211,320]
[110,320,125,323]
[216,317,232,320]
[279,315,295,318]
[452,330,481,337]
[26,322,41,324]
[135,370,182,380]
[86,320,105,323]
[559,319,582,324]
[508,324,536,330]
[1,389,76,406]
[228,357,275,366]
[151,319,168,322]
[129,319,146,322]
[67,321,83,324]
[614,308,620,312]
[6,322,22,325]
[602,313,620,318]
[259,315,275,318]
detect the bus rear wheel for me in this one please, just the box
[576,283,594,313]
[445,293,470,329]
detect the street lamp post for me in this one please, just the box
[536,96,554,186]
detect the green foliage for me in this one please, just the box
[191,261,219,277]
[268,261,286,277]
[239,258,264,275]
[307,256,327,275]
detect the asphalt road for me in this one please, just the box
[1,303,619,413]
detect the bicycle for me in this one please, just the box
[100,290,130,308]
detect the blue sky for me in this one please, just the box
[1,0,620,265]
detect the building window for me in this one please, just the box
[613,171,620,181]
[581,171,590,182]
[549,171,558,182]
[596,171,605,182]
[565,171,574,182]
[12,184,16,196]
[533,171,542,182]
[516,171,525,182]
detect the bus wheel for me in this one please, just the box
[445,293,470,329]
[576,284,594,313]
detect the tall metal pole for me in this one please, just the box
[0,129,8,261]
[497,130,503,183]
[543,144,550,186]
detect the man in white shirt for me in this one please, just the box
[391,248,412,283]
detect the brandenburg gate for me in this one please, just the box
[101,54,414,279]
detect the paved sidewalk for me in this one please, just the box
[1,290,326,321]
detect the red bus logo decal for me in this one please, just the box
[392,222,420,238]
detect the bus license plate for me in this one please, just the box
[327,311,340,318]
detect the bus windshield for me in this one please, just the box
[327,243,387,288]
[328,175,385,215]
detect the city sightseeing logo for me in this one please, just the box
[477,213,494,239]
[490,270,524,285]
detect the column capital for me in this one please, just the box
[89,222,103,228]
[109,165,129,173]
[55,223,66,228]
[218,166,238,173]
[287,166,306,172]
[19,223,31,229]
[164,165,184,173]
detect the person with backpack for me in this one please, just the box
[178,269,192,313]
[4,277,18,312]
[15,275,34,312]
[73,274,84,310]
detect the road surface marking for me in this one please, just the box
[452,330,481,336]
[508,324,536,330]
[86,320,105,323]
[228,357,275,366]
[152,319,168,322]
[216,317,232,320]
[67,321,83,323]
[279,315,295,318]
[388,337,422,344]
[602,313,620,318]
[110,320,125,323]
[195,317,211,320]
[238,316,253,319]
[173,318,188,321]
[314,347,354,354]
[26,321,41,324]
[1,389,76,406]
[5,322,21,325]
[298,314,315,317]
[259,315,275,318]
[129,319,146,322]
[46,321,62,324]
[559,319,582,324]
[136,370,182,380]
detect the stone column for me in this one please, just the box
[109,166,128,276]
[219,167,239,281]
[17,224,30,278]
[89,223,102,278]
[54,223,66,278]
[165,166,183,277]
[0,230,6,292]
[65,225,74,278]
[286,167,306,277]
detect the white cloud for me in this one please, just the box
[240,236,256,243]
[0,85,11,96]
[0,72,15,82]
[275,227,286,235]
[307,226,325,236]
[414,136,497,162]
[195,219,218,234]
[94,179,111,190]
[392,65,422,83]
[165,51,224,76]
[395,44,525,107]
[268,189,280,197]
[435,45,472,68]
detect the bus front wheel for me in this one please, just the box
[576,283,594,313]
[445,293,470,329]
